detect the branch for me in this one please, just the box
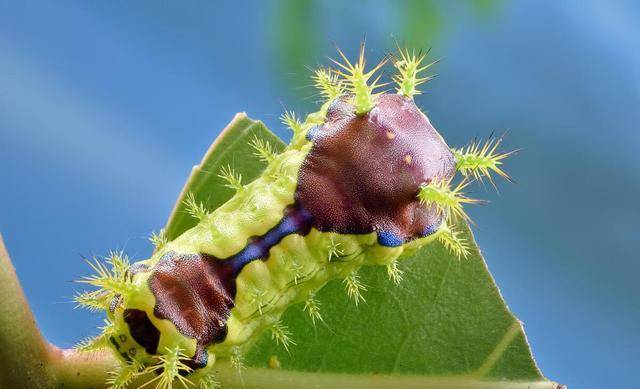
[0,234,54,388]
[0,234,118,389]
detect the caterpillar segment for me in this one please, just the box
[76,45,512,388]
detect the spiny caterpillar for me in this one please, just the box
[76,45,512,388]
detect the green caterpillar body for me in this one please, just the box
[77,47,512,389]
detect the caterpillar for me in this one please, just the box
[75,46,512,389]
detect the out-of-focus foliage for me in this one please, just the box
[270,0,501,97]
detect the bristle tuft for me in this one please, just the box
[438,223,470,259]
[184,192,208,221]
[327,237,344,262]
[288,258,304,285]
[149,229,168,250]
[249,287,268,316]
[75,319,116,352]
[386,260,404,285]
[343,271,366,306]
[418,177,480,223]
[230,346,245,384]
[74,289,111,312]
[453,135,514,186]
[270,321,296,352]
[218,165,244,192]
[313,68,344,101]
[141,345,193,389]
[331,43,387,115]
[198,373,222,389]
[249,136,277,164]
[393,46,435,98]
[280,111,303,136]
[78,253,134,298]
[304,293,323,326]
[74,334,108,352]
[106,359,144,389]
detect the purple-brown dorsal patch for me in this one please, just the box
[295,94,455,243]
[147,252,236,367]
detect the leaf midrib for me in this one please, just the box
[210,360,558,389]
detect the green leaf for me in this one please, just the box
[164,115,562,388]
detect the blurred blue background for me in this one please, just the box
[0,1,638,388]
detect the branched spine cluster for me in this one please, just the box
[303,293,323,325]
[198,374,221,389]
[313,68,344,101]
[184,192,209,221]
[393,47,435,98]
[218,165,244,192]
[280,111,303,136]
[332,43,387,115]
[149,229,168,250]
[453,135,514,185]
[249,136,277,165]
[270,321,296,352]
[107,360,145,389]
[343,271,367,306]
[437,223,471,259]
[386,260,404,285]
[77,251,134,309]
[417,178,479,259]
[142,345,193,389]
[418,177,480,224]
[74,318,115,352]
